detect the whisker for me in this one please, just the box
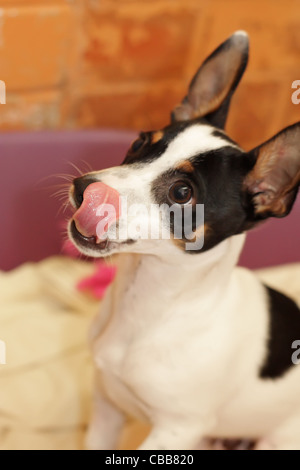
[80,160,93,173]
[62,199,71,214]
[53,196,69,205]
[36,173,76,189]
[68,161,85,177]
[49,182,70,190]
[55,174,76,183]
[51,188,70,199]
[56,197,72,217]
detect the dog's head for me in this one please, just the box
[69,31,300,258]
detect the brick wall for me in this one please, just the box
[0,0,300,150]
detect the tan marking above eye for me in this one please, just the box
[176,160,194,173]
[172,223,210,251]
[151,131,164,144]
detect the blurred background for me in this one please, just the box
[1,0,300,270]
[1,0,300,148]
[1,0,300,451]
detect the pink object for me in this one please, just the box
[77,261,117,299]
[73,182,121,240]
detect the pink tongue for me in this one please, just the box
[73,182,121,239]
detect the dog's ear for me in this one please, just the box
[244,123,300,221]
[172,31,249,129]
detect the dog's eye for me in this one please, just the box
[168,181,193,205]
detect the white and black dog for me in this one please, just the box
[69,31,300,450]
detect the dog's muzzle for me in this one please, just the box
[72,180,121,242]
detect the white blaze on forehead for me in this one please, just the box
[86,124,240,201]
[154,123,239,172]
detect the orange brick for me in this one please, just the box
[82,2,198,86]
[0,1,68,4]
[0,0,299,136]
[190,0,300,75]
[226,79,284,151]
[0,3,78,91]
[87,0,201,9]
[279,74,300,131]
[73,82,183,131]
[0,89,67,130]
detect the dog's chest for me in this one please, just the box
[92,252,260,421]
[93,256,177,416]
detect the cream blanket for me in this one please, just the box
[0,256,299,450]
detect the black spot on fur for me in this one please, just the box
[212,129,238,146]
[151,145,255,253]
[122,119,211,166]
[260,286,300,379]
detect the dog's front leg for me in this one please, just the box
[86,375,125,450]
[138,421,207,451]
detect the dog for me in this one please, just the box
[68,31,300,450]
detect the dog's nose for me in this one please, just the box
[73,176,97,208]
[72,182,121,240]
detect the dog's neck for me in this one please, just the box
[94,234,247,344]
[123,234,246,306]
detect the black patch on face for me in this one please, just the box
[212,129,238,146]
[122,119,211,166]
[260,286,300,379]
[122,131,167,165]
[152,168,205,245]
[151,145,254,253]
